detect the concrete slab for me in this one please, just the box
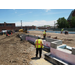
[30,58,53,65]
[46,38,57,42]
[51,42,57,49]
[30,50,53,65]
[54,40,62,46]
[57,44,72,54]
[45,53,68,65]
[72,48,75,55]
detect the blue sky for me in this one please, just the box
[0,9,74,26]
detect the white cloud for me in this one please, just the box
[15,20,57,27]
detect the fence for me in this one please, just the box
[48,28,75,31]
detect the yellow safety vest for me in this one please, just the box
[43,31,46,36]
[35,39,44,48]
[61,29,63,31]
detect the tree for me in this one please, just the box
[70,16,75,28]
[44,25,50,27]
[57,17,70,28]
[32,25,34,26]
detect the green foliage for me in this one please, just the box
[57,17,70,28]
[32,25,34,26]
[71,16,75,28]
[44,25,50,27]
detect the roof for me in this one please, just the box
[0,23,15,24]
[67,9,75,20]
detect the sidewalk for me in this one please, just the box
[30,50,53,65]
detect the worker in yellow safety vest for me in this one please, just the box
[43,30,46,39]
[61,28,64,34]
[35,37,44,58]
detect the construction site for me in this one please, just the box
[0,30,75,65]
[0,9,75,65]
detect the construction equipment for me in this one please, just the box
[6,30,12,36]
[19,28,28,33]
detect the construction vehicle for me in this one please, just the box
[19,28,28,33]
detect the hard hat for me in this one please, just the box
[45,30,46,32]
[38,36,40,39]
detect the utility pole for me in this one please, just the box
[21,20,22,29]
[54,21,55,29]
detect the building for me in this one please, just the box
[67,9,75,27]
[15,26,36,31]
[0,22,36,32]
[0,22,15,32]
[38,27,47,29]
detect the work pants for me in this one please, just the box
[36,48,42,58]
[43,35,46,39]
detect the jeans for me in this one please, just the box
[36,48,42,58]
[43,35,46,39]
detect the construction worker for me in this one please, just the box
[43,30,46,39]
[34,37,44,58]
[61,28,64,34]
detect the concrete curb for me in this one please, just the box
[20,34,62,52]
[72,48,75,55]
[44,53,69,65]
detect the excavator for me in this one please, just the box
[19,28,28,33]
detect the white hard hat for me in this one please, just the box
[38,36,40,39]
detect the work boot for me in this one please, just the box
[39,56,41,58]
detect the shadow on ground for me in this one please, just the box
[31,57,40,60]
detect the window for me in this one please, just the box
[0,24,4,26]
[6,24,12,26]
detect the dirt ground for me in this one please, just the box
[0,32,35,65]
[28,31,75,47]
[0,31,75,65]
